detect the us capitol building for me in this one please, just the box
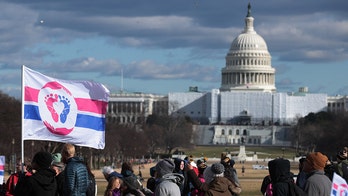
[107,4,347,146]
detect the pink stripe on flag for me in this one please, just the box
[75,98,108,114]
[0,165,4,170]
[25,86,39,102]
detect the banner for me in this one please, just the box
[23,66,109,149]
[331,172,348,196]
[0,156,4,183]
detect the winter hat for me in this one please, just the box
[156,158,175,177]
[51,153,64,168]
[203,166,214,184]
[211,163,225,175]
[102,166,114,175]
[306,152,328,170]
[123,176,141,190]
[52,153,62,163]
[32,151,53,169]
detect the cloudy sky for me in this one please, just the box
[1,0,348,98]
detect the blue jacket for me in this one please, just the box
[64,157,89,196]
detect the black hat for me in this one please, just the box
[123,176,141,190]
[33,151,52,169]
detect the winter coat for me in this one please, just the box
[14,168,57,196]
[268,158,307,196]
[260,175,272,195]
[55,171,65,196]
[64,157,89,196]
[5,171,32,196]
[155,173,184,196]
[268,158,293,196]
[304,170,331,196]
[204,177,238,196]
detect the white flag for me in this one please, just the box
[22,66,109,149]
[331,172,348,196]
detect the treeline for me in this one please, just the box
[294,111,348,159]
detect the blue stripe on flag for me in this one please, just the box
[75,114,105,131]
[0,171,4,176]
[24,104,105,131]
[24,105,41,120]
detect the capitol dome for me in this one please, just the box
[220,3,276,92]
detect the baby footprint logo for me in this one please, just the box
[44,94,59,123]
[38,82,78,135]
[58,95,71,123]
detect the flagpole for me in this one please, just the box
[21,65,25,165]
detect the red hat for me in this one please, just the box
[306,152,328,170]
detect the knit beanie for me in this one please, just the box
[211,163,225,175]
[156,158,175,177]
[203,166,214,184]
[306,152,328,170]
[52,153,62,163]
[33,151,53,169]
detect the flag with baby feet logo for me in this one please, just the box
[22,66,109,149]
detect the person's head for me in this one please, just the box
[203,163,225,184]
[303,152,328,173]
[107,176,123,190]
[15,158,28,173]
[155,158,175,178]
[149,166,157,177]
[174,158,185,172]
[61,143,75,164]
[211,163,225,177]
[121,176,142,192]
[268,158,291,183]
[102,166,114,180]
[298,157,306,171]
[337,147,348,162]
[32,151,53,170]
[196,159,207,174]
[51,162,65,176]
[121,161,134,174]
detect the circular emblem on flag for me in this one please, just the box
[337,183,348,196]
[38,81,78,135]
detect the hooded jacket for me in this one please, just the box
[268,158,293,196]
[14,168,57,196]
[204,177,239,196]
[155,173,184,196]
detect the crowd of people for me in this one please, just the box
[2,143,94,196]
[101,153,242,196]
[261,147,348,196]
[3,145,348,195]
